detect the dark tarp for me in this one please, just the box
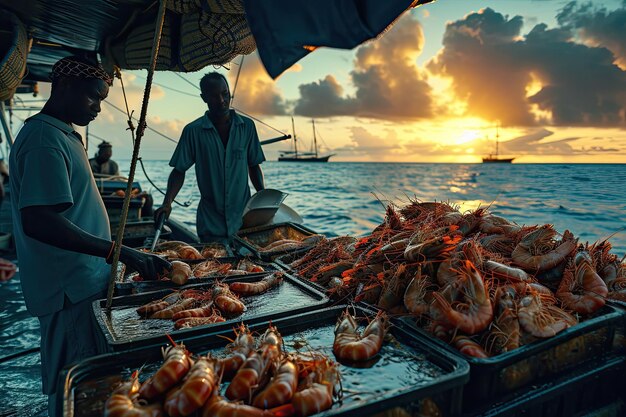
[0,0,435,84]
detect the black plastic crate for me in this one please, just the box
[399,305,623,413]
[235,222,320,261]
[114,256,277,295]
[607,300,626,355]
[59,304,469,417]
[472,356,626,417]
[93,271,329,351]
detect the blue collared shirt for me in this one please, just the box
[9,113,111,316]
[169,110,265,239]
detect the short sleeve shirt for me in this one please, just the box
[169,110,265,238]
[9,113,111,316]
[89,158,120,176]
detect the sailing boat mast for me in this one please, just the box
[291,116,298,159]
[495,123,499,157]
[312,119,318,158]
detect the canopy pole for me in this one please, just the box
[106,0,168,310]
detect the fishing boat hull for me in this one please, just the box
[482,157,514,163]
[278,155,333,162]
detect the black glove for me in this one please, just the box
[120,246,172,280]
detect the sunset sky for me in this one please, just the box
[12,0,626,163]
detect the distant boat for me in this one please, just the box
[482,124,514,163]
[278,118,335,162]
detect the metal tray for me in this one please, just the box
[93,271,329,351]
[234,222,319,261]
[114,257,277,295]
[399,304,623,413]
[60,304,469,417]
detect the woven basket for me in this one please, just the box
[168,0,244,14]
[0,11,31,101]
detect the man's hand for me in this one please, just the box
[153,203,172,227]
[119,246,171,280]
[0,258,17,282]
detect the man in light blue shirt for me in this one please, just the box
[9,56,170,417]
[155,72,265,242]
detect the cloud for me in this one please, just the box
[293,14,433,121]
[557,1,626,68]
[427,6,626,127]
[227,53,288,116]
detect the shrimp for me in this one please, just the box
[403,267,435,316]
[176,245,203,260]
[486,307,520,354]
[404,234,462,262]
[452,335,489,358]
[333,310,387,362]
[104,372,164,417]
[511,226,577,272]
[237,258,266,273]
[517,294,577,338]
[556,252,607,314]
[172,302,214,320]
[136,292,181,318]
[193,260,231,278]
[226,326,283,402]
[169,261,193,285]
[430,261,493,335]
[214,293,247,316]
[229,272,284,296]
[290,358,340,417]
[201,392,274,417]
[164,357,217,417]
[149,298,197,319]
[174,310,225,329]
[217,324,256,380]
[139,344,193,400]
[483,260,530,282]
[252,359,298,409]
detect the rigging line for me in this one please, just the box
[231,55,245,106]
[103,101,178,144]
[134,74,199,97]
[174,71,202,91]
[173,70,289,137]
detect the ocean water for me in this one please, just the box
[1,161,625,416]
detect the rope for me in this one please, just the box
[106,0,169,310]
[231,55,244,106]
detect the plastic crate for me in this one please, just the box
[114,257,278,295]
[472,356,626,417]
[399,305,623,413]
[59,304,469,417]
[235,222,319,261]
[93,271,329,351]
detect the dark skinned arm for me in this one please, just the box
[153,168,186,224]
[248,164,265,192]
[21,204,170,279]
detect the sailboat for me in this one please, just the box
[278,118,335,162]
[482,124,514,163]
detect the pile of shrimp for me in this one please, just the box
[136,273,283,329]
[103,324,342,417]
[129,257,266,286]
[146,241,230,260]
[242,226,327,256]
[284,199,626,358]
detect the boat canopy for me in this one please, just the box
[0,0,435,88]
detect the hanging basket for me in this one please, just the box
[0,11,32,102]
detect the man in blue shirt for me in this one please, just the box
[154,72,265,242]
[9,56,170,417]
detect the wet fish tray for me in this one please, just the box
[93,271,329,352]
[471,355,626,417]
[114,257,277,295]
[235,222,320,261]
[60,304,469,417]
[400,305,623,413]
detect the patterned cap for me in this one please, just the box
[50,57,113,86]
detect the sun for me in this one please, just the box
[455,129,482,145]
